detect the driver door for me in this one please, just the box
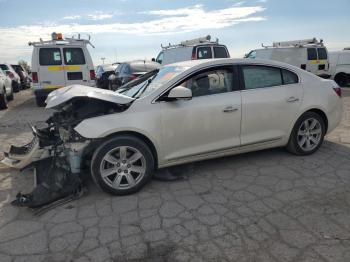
[159,65,242,162]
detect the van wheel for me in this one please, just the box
[91,135,154,195]
[35,96,46,107]
[287,112,325,155]
[334,73,348,87]
[0,87,8,109]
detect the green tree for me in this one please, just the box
[18,60,31,73]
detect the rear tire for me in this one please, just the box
[287,112,325,155]
[334,73,348,87]
[91,135,154,195]
[0,87,8,109]
[7,86,14,101]
[35,96,46,107]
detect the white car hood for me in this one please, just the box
[46,85,135,109]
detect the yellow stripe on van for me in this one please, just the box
[43,85,64,89]
[65,65,81,70]
[309,60,327,65]
[47,65,81,71]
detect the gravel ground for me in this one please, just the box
[0,88,349,262]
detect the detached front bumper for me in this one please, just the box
[2,124,89,208]
[2,136,47,170]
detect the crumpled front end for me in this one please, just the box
[2,95,132,209]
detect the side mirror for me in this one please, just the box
[151,58,156,62]
[167,86,192,100]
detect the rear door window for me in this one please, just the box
[121,64,131,74]
[63,48,86,65]
[0,64,9,71]
[213,47,228,58]
[282,69,299,85]
[317,48,328,60]
[39,48,62,66]
[242,65,282,90]
[307,48,317,60]
[197,47,212,59]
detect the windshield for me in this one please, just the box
[120,66,189,98]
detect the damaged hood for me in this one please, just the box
[46,85,135,109]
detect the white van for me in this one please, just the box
[154,35,230,65]
[245,38,330,79]
[29,33,95,107]
[329,48,350,87]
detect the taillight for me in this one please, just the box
[191,50,196,60]
[333,87,342,98]
[301,64,306,70]
[129,74,137,80]
[90,70,96,80]
[32,72,38,83]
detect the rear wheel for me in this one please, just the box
[35,96,46,107]
[91,135,154,195]
[0,87,8,109]
[287,112,325,155]
[7,86,14,101]
[334,73,348,87]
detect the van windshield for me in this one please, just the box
[120,66,189,98]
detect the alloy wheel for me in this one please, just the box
[297,118,322,151]
[100,146,146,190]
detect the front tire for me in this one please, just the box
[91,135,154,195]
[287,112,326,155]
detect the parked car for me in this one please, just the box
[0,63,21,92]
[2,58,342,204]
[245,38,331,79]
[95,63,119,89]
[329,48,350,87]
[0,68,14,109]
[29,32,95,107]
[154,35,230,65]
[108,60,160,90]
[11,64,31,89]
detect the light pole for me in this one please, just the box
[101,57,106,64]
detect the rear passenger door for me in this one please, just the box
[38,48,65,89]
[240,65,303,145]
[63,47,88,86]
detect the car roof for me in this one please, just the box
[167,58,301,70]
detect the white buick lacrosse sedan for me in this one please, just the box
[4,59,343,196]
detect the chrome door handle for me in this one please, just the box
[223,106,239,113]
[286,97,299,103]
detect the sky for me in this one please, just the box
[0,0,349,65]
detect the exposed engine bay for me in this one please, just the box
[2,96,131,208]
